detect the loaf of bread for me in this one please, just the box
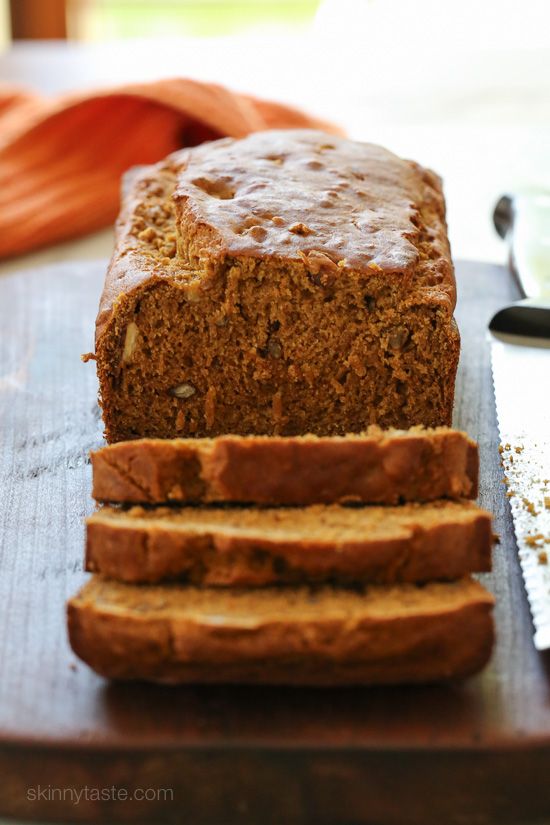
[94,129,458,442]
[86,500,492,586]
[91,426,477,505]
[67,576,494,685]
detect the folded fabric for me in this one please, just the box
[0,78,339,259]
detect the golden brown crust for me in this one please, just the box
[91,427,478,505]
[85,500,493,586]
[94,130,459,442]
[173,131,453,280]
[67,577,495,685]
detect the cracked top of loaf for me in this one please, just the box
[96,129,454,343]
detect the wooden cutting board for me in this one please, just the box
[0,259,549,825]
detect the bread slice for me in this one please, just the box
[67,576,495,685]
[86,500,492,586]
[91,427,478,506]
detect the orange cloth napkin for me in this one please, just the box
[0,78,340,259]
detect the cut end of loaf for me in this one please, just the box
[96,274,459,441]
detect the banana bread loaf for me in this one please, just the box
[91,426,477,505]
[85,500,492,586]
[94,129,459,442]
[68,576,494,685]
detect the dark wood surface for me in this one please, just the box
[0,259,549,825]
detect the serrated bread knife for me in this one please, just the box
[491,193,550,649]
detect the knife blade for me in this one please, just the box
[494,191,550,299]
[489,299,550,650]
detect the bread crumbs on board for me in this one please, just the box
[499,442,550,552]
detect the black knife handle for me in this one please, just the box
[490,300,550,340]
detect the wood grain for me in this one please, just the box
[0,259,549,824]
